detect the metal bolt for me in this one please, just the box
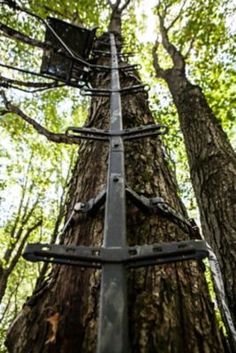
[74,202,85,211]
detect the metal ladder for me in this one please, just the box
[23,33,208,353]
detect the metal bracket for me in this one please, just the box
[66,124,167,141]
[92,49,137,59]
[23,240,208,269]
[54,186,198,242]
[126,187,199,236]
[91,58,141,72]
[70,185,191,225]
[74,189,106,213]
[80,84,149,97]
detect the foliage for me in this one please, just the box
[0,109,77,350]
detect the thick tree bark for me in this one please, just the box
[153,11,236,330]
[161,67,236,328]
[5,34,227,353]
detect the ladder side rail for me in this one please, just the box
[96,33,129,353]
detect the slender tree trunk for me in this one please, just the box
[162,68,236,327]
[0,271,8,304]
[0,219,42,305]
[153,12,236,329]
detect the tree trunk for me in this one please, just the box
[163,68,236,327]
[0,270,8,304]
[5,35,227,353]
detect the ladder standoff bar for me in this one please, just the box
[23,240,208,268]
[81,84,149,97]
[66,124,167,141]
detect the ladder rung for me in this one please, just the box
[80,84,149,97]
[65,124,167,141]
[23,240,208,268]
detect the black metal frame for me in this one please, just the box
[0,3,96,89]
[22,33,209,353]
[24,240,208,269]
[0,2,143,92]
[66,124,167,141]
[95,34,129,352]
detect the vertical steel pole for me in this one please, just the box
[96,33,129,353]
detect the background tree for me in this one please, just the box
[151,0,236,327]
[0,95,76,349]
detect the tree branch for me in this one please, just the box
[152,39,166,79]
[0,22,47,49]
[156,1,172,18]
[0,75,59,89]
[20,197,39,230]
[119,0,131,13]
[157,10,185,71]
[37,152,75,282]
[0,90,81,145]
[4,197,40,264]
[184,36,196,59]
[8,219,43,273]
[114,0,122,11]
[108,1,122,34]
[9,161,32,240]
[166,0,188,31]
[107,0,114,10]
[107,0,121,11]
